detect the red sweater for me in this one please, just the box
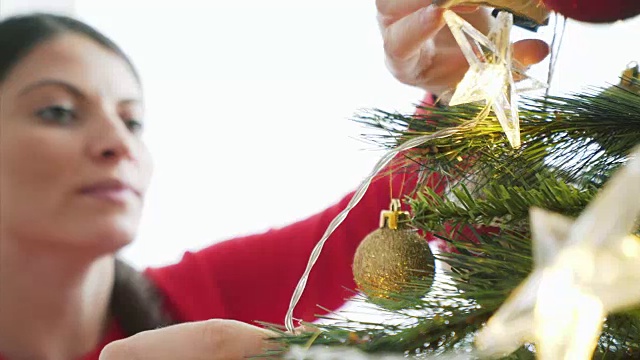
[1,95,440,360]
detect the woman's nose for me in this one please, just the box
[88,113,137,164]
[100,148,119,160]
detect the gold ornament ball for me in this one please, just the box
[353,227,435,310]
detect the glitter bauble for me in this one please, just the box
[353,227,435,310]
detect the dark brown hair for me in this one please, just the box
[111,259,174,334]
[0,13,172,335]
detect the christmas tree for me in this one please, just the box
[269,1,640,359]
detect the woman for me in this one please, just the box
[0,3,548,360]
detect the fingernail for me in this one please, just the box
[422,4,445,24]
[451,5,479,13]
[430,0,449,7]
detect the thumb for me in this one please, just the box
[513,39,550,68]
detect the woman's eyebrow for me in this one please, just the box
[119,98,143,106]
[18,79,142,106]
[18,79,86,99]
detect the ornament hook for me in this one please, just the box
[621,61,639,92]
[380,199,411,230]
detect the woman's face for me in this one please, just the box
[0,33,152,254]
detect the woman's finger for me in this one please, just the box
[376,0,435,27]
[383,5,445,62]
[99,320,280,360]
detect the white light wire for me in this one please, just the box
[285,125,472,332]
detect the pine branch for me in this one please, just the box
[277,230,640,358]
[410,174,597,232]
[356,85,640,188]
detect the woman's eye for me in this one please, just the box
[36,106,76,125]
[124,119,144,134]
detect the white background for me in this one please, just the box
[1,1,638,273]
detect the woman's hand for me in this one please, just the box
[377,0,550,98]
[99,319,282,360]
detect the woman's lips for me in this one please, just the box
[79,179,140,205]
